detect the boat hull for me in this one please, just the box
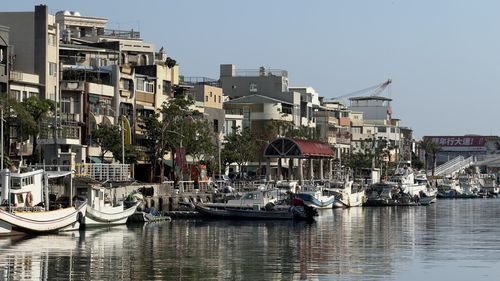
[0,202,87,234]
[83,201,140,227]
[195,204,315,220]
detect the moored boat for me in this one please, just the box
[194,198,317,221]
[83,185,140,227]
[0,169,86,234]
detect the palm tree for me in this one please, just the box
[420,138,442,175]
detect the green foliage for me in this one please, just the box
[92,124,121,162]
[165,57,177,68]
[419,138,442,175]
[0,94,55,163]
[112,144,143,165]
[184,119,216,163]
[341,137,390,179]
[222,129,259,174]
[141,94,200,181]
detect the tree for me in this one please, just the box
[21,97,55,161]
[184,119,216,173]
[92,124,121,162]
[142,93,199,182]
[112,144,143,165]
[1,93,44,164]
[165,57,177,68]
[222,129,259,177]
[420,138,442,175]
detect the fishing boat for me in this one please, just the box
[326,181,367,208]
[83,185,140,227]
[295,183,336,209]
[0,168,86,235]
[196,187,317,220]
[194,197,317,221]
[365,162,435,206]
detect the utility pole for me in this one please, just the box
[1,107,3,170]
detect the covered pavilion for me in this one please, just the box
[262,138,335,184]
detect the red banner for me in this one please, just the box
[175,147,186,170]
[425,136,486,147]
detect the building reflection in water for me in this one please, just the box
[1,201,500,280]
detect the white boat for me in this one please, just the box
[0,169,86,235]
[84,185,140,226]
[296,183,336,209]
[327,181,366,208]
[366,162,435,206]
[204,189,286,210]
[83,185,140,226]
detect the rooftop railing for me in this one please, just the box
[103,29,140,39]
[234,69,288,77]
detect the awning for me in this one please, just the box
[263,138,334,159]
[46,170,73,178]
[90,156,102,163]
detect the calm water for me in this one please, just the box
[1,199,500,280]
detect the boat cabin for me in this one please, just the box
[0,169,44,208]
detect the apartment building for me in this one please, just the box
[0,25,8,94]
[0,5,59,101]
[315,100,351,158]
[348,96,402,160]
[219,64,302,134]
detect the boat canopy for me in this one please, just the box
[45,170,74,179]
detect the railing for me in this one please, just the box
[434,156,475,177]
[181,77,220,87]
[31,164,131,182]
[103,29,140,39]
[39,124,80,140]
[235,69,288,77]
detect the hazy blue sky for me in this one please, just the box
[4,0,500,139]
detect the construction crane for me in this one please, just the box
[328,79,392,101]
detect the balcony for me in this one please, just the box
[10,71,39,84]
[136,91,154,103]
[103,29,140,39]
[38,123,81,145]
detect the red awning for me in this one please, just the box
[263,138,334,158]
[292,139,334,158]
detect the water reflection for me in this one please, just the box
[0,200,500,280]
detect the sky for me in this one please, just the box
[4,0,500,139]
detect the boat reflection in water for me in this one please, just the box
[1,200,500,280]
[0,225,136,280]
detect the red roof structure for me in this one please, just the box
[263,138,334,159]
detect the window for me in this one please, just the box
[22,91,27,101]
[377,126,387,133]
[214,95,216,103]
[162,80,171,94]
[10,90,20,101]
[123,79,131,91]
[136,78,145,91]
[49,62,57,77]
[61,97,71,113]
[213,119,219,133]
[210,92,213,97]
[48,34,56,46]
[205,95,209,102]
[351,127,361,134]
[145,81,154,93]
[218,96,221,103]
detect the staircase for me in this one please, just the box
[433,156,475,177]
